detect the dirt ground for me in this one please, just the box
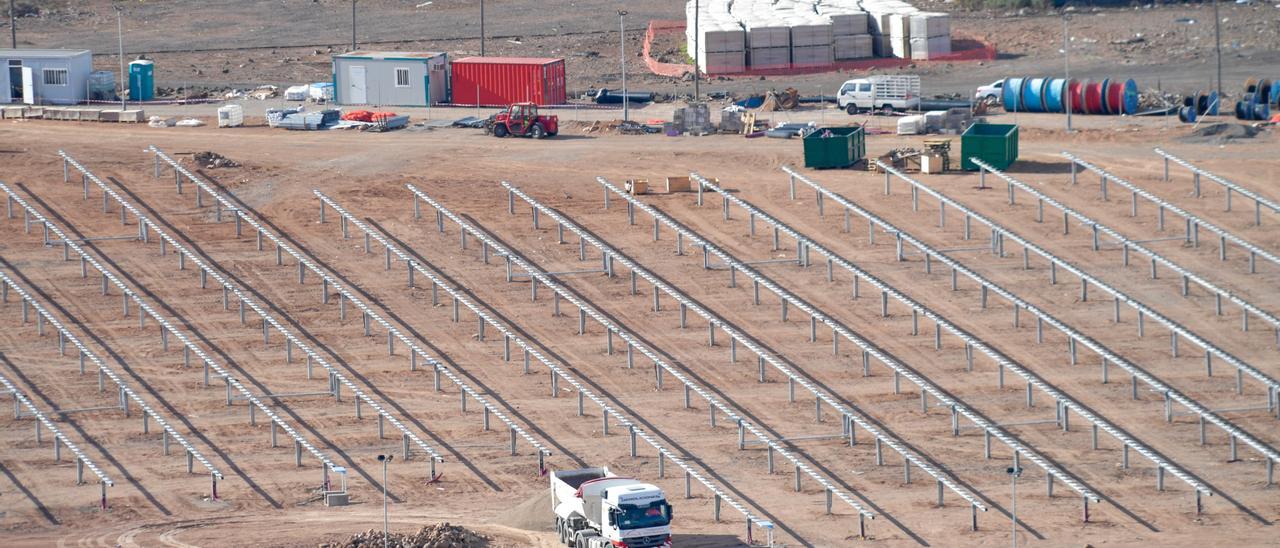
[7,1,1280,99]
[0,104,1277,547]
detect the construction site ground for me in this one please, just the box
[0,107,1277,547]
[9,1,1280,99]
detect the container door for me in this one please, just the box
[21,67,35,105]
[348,65,367,104]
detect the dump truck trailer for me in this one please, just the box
[551,467,673,548]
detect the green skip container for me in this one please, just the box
[803,126,866,169]
[961,123,1018,171]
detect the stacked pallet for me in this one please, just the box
[858,0,920,58]
[818,3,872,60]
[743,17,793,70]
[789,13,835,68]
[909,12,951,60]
[686,1,746,74]
[682,0,949,72]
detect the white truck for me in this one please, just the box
[837,75,922,115]
[552,467,673,548]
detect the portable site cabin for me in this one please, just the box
[1,49,93,105]
[332,51,448,107]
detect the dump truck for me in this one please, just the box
[837,75,922,115]
[552,467,673,548]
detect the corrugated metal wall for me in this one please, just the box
[450,58,566,106]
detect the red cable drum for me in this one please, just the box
[1084,81,1105,114]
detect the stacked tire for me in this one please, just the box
[1002,77,1138,115]
[1235,78,1278,121]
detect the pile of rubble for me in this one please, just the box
[193,151,240,169]
[329,523,489,548]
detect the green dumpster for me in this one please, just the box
[961,123,1018,171]
[803,126,866,169]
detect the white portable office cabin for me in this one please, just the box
[1,49,93,105]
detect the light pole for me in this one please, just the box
[9,0,15,49]
[619,10,628,122]
[1213,0,1222,98]
[1007,466,1022,548]
[351,0,357,51]
[1063,12,1072,132]
[479,0,485,56]
[377,454,393,548]
[115,4,125,110]
[693,0,699,101]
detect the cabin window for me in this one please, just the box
[394,67,410,87]
[43,68,69,86]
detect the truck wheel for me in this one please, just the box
[881,104,895,116]
[531,123,547,139]
[845,104,858,115]
[493,124,509,138]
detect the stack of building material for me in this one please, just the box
[686,1,747,74]
[744,18,792,70]
[819,4,872,60]
[789,13,834,68]
[909,12,951,60]
[861,0,918,58]
[683,0,944,69]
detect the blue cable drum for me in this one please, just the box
[1120,79,1139,115]
[1178,106,1196,123]
[1002,78,1025,112]
[1270,79,1280,108]
[1255,98,1271,121]
[1098,78,1113,114]
[1206,91,1219,115]
[1043,78,1067,113]
[1022,77,1048,112]
[1235,98,1248,120]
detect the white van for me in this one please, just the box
[837,75,921,114]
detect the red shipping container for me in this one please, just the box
[451,57,567,106]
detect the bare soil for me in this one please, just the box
[7,1,1280,99]
[0,107,1276,547]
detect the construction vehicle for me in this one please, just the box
[489,102,558,138]
[552,467,673,548]
[838,75,921,115]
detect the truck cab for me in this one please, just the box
[838,75,921,115]
[553,468,672,548]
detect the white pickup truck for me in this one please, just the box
[838,75,922,114]
[552,467,673,548]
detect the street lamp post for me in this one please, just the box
[1063,13,1072,132]
[378,454,393,548]
[480,0,485,56]
[619,10,628,122]
[351,0,357,51]
[9,0,15,49]
[1007,466,1023,548]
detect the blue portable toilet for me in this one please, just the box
[129,60,154,101]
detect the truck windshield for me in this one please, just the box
[617,502,670,530]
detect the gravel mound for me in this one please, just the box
[1178,123,1262,145]
[330,523,489,548]
[193,151,241,169]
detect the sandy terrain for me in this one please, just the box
[8,1,1280,98]
[0,107,1276,547]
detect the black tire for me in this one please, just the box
[881,104,894,115]
[493,124,509,138]
[531,123,547,139]
[845,103,858,115]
